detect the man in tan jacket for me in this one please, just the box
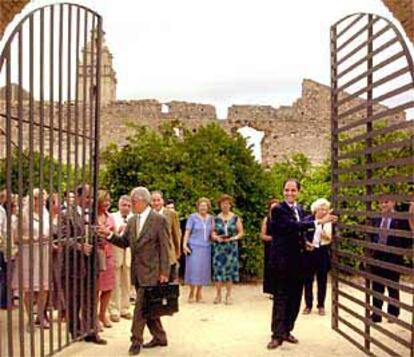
[109,195,134,322]
[99,187,170,355]
[151,191,181,281]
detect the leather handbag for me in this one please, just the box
[142,283,179,319]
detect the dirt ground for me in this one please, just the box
[56,282,375,357]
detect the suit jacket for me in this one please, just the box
[270,201,316,279]
[161,208,181,265]
[109,210,170,286]
[60,205,87,279]
[371,217,411,265]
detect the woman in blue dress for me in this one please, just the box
[212,194,244,305]
[183,197,214,303]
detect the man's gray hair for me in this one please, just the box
[151,190,163,198]
[119,195,131,203]
[311,198,331,214]
[130,187,151,205]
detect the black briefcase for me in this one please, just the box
[142,283,179,319]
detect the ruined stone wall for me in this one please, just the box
[0,79,406,167]
[97,79,405,167]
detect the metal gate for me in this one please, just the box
[0,3,102,356]
[330,13,414,357]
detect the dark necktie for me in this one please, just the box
[292,206,300,222]
[378,217,390,245]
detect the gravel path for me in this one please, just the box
[57,282,371,357]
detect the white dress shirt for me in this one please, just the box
[0,205,6,248]
[286,201,319,229]
[313,224,323,248]
[136,206,152,236]
[0,205,6,234]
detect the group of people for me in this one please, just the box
[261,179,414,350]
[1,179,413,355]
[0,185,107,343]
[182,194,244,305]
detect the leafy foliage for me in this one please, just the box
[0,150,76,194]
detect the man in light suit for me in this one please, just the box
[109,195,134,322]
[151,191,181,281]
[98,187,170,356]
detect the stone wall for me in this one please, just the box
[97,79,405,167]
[0,79,406,166]
[382,0,414,42]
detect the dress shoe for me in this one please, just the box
[284,334,299,344]
[302,307,311,315]
[84,335,107,345]
[267,338,283,349]
[128,343,141,355]
[110,315,120,323]
[34,318,50,329]
[101,318,113,328]
[213,295,222,304]
[387,315,398,323]
[369,314,382,323]
[318,307,326,316]
[121,312,133,320]
[142,339,168,348]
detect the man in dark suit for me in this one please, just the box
[60,184,107,344]
[99,186,170,356]
[267,179,337,349]
[370,196,412,323]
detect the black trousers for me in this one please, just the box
[169,263,178,282]
[371,266,400,317]
[263,242,273,294]
[64,257,97,339]
[271,275,303,340]
[0,251,8,308]
[303,247,329,309]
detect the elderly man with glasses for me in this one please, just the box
[98,186,170,356]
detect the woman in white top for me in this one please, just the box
[12,188,51,329]
[302,198,332,316]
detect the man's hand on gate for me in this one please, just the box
[159,274,168,283]
[76,242,93,256]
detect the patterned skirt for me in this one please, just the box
[212,241,239,282]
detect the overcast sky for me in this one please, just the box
[7,0,408,119]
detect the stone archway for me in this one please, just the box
[237,126,265,163]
